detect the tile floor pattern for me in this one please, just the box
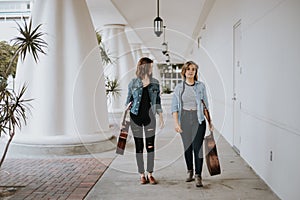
[0,158,112,200]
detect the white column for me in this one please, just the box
[13,0,112,148]
[101,24,135,113]
[130,43,143,64]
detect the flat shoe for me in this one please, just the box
[140,176,148,184]
[148,175,157,185]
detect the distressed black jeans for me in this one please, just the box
[180,110,206,175]
[130,116,156,174]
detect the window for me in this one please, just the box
[0,1,31,21]
[157,63,183,93]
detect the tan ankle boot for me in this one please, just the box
[186,170,194,182]
[195,174,203,187]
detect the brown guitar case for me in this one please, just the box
[116,102,132,155]
[201,99,221,176]
[205,131,221,176]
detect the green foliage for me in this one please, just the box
[162,86,172,94]
[0,85,32,135]
[0,41,18,79]
[96,31,102,44]
[96,31,113,66]
[0,17,47,168]
[12,18,47,62]
[105,76,121,97]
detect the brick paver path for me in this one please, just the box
[0,158,113,200]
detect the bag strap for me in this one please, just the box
[126,101,133,111]
[180,79,186,112]
[122,102,132,124]
[201,99,208,110]
[201,99,213,133]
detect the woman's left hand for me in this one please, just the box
[159,114,165,129]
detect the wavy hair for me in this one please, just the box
[181,60,199,81]
[136,57,153,79]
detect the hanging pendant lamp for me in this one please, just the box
[162,26,168,54]
[154,0,163,37]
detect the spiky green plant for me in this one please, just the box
[0,85,32,167]
[0,17,47,168]
[96,31,113,66]
[12,18,47,63]
[105,76,121,98]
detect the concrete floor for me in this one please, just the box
[85,113,280,200]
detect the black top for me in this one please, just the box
[130,85,154,126]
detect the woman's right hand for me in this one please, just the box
[172,112,182,133]
[174,123,183,133]
[209,123,214,132]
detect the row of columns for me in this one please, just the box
[13,0,160,151]
[101,24,135,113]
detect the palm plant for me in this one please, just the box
[0,17,47,168]
[105,76,121,97]
[13,18,47,60]
[95,32,121,98]
[96,31,113,66]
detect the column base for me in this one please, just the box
[108,110,124,125]
[8,131,117,157]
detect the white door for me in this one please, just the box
[233,20,242,153]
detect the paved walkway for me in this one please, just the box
[0,112,280,200]
[0,158,112,200]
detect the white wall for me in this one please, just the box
[190,0,300,199]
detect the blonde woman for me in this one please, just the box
[171,61,213,187]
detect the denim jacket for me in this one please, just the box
[171,81,209,124]
[125,77,163,115]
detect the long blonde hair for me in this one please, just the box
[181,61,199,81]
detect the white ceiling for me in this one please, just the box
[86,0,214,63]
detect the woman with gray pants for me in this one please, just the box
[171,61,213,187]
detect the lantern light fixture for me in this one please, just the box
[154,0,163,37]
[165,53,170,65]
[162,26,168,54]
